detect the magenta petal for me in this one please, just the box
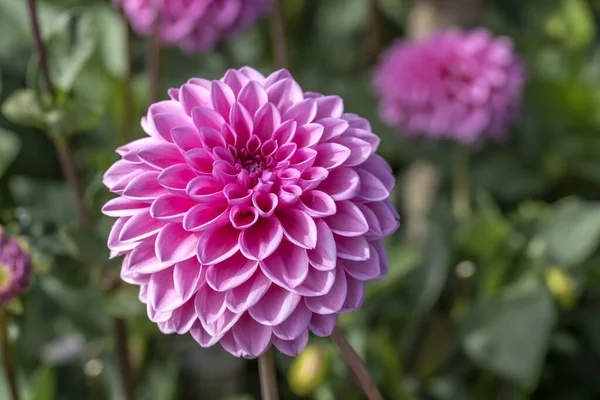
[277,208,317,249]
[185,148,215,175]
[313,143,351,170]
[187,175,226,203]
[156,224,201,263]
[171,126,203,153]
[183,203,229,232]
[238,81,268,116]
[211,81,235,118]
[252,192,278,218]
[341,273,365,312]
[199,127,227,150]
[190,321,222,348]
[197,224,240,265]
[173,257,204,302]
[297,166,328,191]
[336,136,372,167]
[370,240,390,279]
[151,112,192,143]
[148,266,184,313]
[231,313,272,358]
[309,313,338,337]
[260,239,309,289]
[109,218,138,258]
[266,78,303,112]
[138,143,185,170]
[307,219,336,271]
[272,331,309,357]
[357,203,383,237]
[158,164,198,195]
[318,118,349,141]
[226,270,272,313]
[229,204,259,229]
[123,171,164,200]
[220,331,245,357]
[324,201,368,237]
[169,300,197,334]
[253,103,281,142]
[249,285,301,326]
[180,83,211,115]
[355,168,390,201]
[119,209,165,243]
[340,243,380,280]
[150,194,196,222]
[283,98,317,125]
[317,167,360,201]
[315,95,344,119]
[292,123,324,148]
[103,197,148,217]
[127,237,171,274]
[230,102,253,144]
[192,106,226,131]
[366,201,399,236]
[272,301,312,340]
[239,216,283,261]
[305,267,347,314]
[299,190,336,218]
[206,252,258,292]
[195,283,227,326]
[335,235,370,261]
[272,120,297,144]
[147,303,172,323]
[223,69,250,96]
[293,267,335,297]
[360,154,395,192]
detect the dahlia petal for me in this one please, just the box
[190,321,222,348]
[197,224,240,265]
[324,201,368,237]
[206,252,258,291]
[108,217,138,256]
[210,81,236,119]
[156,224,201,263]
[305,266,347,314]
[345,128,380,154]
[299,190,336,218]
[232,313,272,358]
[264,69,293,87]
[224,183,253,205]
[336,136,372,167]
[123,171,164,200]
[183,203,229,232]
[229,204,259,229]
[260,239,309,289]
[238,81,268,116]
[119,209,166,243]
[138,143,185,170]
[220,331,245,357]
[171,126,203,153]
[366,201,400,236]
[239,216,283,261]
[102,197,148,217]
[298,167,328,191]
[341,273,365,312]
[343,113,371,131]
[192,106,226,131]
[148,266,184,313]
[318,117,349,141]
[186,176,226,203]
[272,301,312,340]
[277,208,317,249]
[195,283,227,325]
[126,236,171,274]
[169,300,197,334]
[278,185,302,206]
[357,203,383,237]
[317,167,360,201]
[335,235,370,261]
[150,194,196,222]
[307,219,336,271]
[371,240,390,279]
[283,98,317,126]
[223,69,250,96]
[360,154,395,192]
[315,95,344,119]
[116,137,156,157]
[266,78,303,112]
[252,192,278,218]
[225,270,271,313]
[272,119,297,144]
[149,112,187,143]
[180,83,211,115]
[289,148,318,172]
[158,164,198,195]
[147,303,172,323]
[173,258,204,302]
[355,168,390,201]
[103,160,140,190]
[230,102,253,144]
[239,66,266,83]
[199,127,227,150]
[340,243,380,280]
[249,284,301,326]
[292,123,324,148]
[184,148,215,174]
[272,331,309,357]
[293,267,335,297]
[313,143,351,170]
[309,313,338,337]
[253,103,281,142]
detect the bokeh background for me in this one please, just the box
[1,0,600,399]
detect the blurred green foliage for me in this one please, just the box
[1,0,600,399]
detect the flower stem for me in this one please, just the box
[258,349,279,400]
[332,326,383,400]
[121,15,135,143]
[27,2,137,399]
[365,0,382,60]
[148,18,162,104]
[451,144,471,219]
[113,318,136,400]
[0,310,19,400]
[269,0,289,69]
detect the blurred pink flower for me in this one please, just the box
[102,67,399,358]
[373,28,525,145]
[0,228,31,305]
[114,0,270,52]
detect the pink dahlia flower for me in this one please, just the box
[114,0,270,52]
[0,228,31,305]
[103,67,399,358]
[373,28,525,145]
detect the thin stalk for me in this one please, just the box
[148,18,162,104]
[269,0,289,69]
[0,310,19,400]
[27,2,136,399]
[451,144,471,219]
[332,326,384,400]
[113,318,136,400]
[122,17,134,143]
[258,349,279,400]
[365,0,382,60]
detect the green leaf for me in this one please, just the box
[545,0,595,49]
[540,197,600,266]
[106,287,146,319]
[0,127,21,178]
[92,5,127,77]
[29,365,56,400]
[460,275,556,388]
[9,177,77,224]
[62,226,109,265]
[1,89,45,128]
[44,97,102,138]
[365,244,422,300]
[46,11,97,92]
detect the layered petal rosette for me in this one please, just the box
[0,228,32,305]
[373,28,526,145]
[103,67,399,358]
[114,0,270,52]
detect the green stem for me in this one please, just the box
[121,14,134,143]
[452,144,471,219]
[0,310,19,400]
[258,349,279,400]
[148,18,162,104]
[269,0,289,69]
